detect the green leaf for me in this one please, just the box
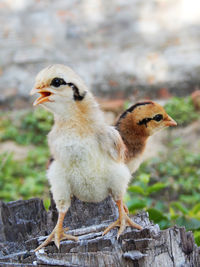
[191,203,200,215]
[175,217,200,231]
[159,219,171,229]
[43,198,50,210]
[128,185,146,195]
[170,202,189,215]
[169,207,179,220]
[164,96,199,126]
[194,231,200,246]
[147,183,167,194]
[138,173,150,184]
[127,199,147,211]
[180,194,200,205]
[147,208,168,223]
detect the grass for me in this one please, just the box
[0,108,53,146]
[126,141,200,244]
[0,96,200,243]
[0,108,52,209]
[164,96,199,126]
[0,148,50,209]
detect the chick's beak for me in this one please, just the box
[30,87,53,106]
[164,115,177,127]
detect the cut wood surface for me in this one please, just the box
[0,197,199,266]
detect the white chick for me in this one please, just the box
[30,64,142,251]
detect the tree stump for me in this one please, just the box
[0,197,199,266]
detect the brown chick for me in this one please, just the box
[116,101,177,174]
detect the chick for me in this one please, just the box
[116,101,177,174]
[30,64,142,251]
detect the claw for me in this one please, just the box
[35,227,78,252]
[34,211,78,252]
[117,218,126,239]
[103,199,142,238]
[35,231,55,252]
[102,220,119,236]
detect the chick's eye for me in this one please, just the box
[153,114,163,122]
[50,77,66,88]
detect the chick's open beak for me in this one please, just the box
[30,87,53,106]
[164,115,177,127]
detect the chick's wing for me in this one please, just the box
[97,126,127,162]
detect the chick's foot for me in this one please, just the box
[35,212,78,252]
[103,199,142,238]
[123,203,129,214]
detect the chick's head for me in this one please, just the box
[30,64,89,115]
[117,101,177,137]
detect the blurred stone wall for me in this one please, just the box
[0,0,200,108]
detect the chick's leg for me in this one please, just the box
[35,160,78,252]
[103,199,142,238]
[35,210,78,252]
[123,203,129,214]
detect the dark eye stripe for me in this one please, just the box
[138,117,152,127]
[67,83,86,101]
[137,114,163,127]
[153,114,163,122]
[50,78,86,101]
[50,77,67,87]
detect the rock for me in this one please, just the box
[63,196,118,230]
[48,195,118,231]
[0,198,47,244]
[1,0,200,108]
[0,197,200,266]
[35,217,200,267]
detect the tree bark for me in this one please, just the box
[0,197,199,266]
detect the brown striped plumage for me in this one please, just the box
[116,101,177,173]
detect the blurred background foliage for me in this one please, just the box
[0,96,200,244]
[0,0,200,247]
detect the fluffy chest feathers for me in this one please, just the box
[47,110,131,203]
[48,124,111,202]
[48,122,101,164]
